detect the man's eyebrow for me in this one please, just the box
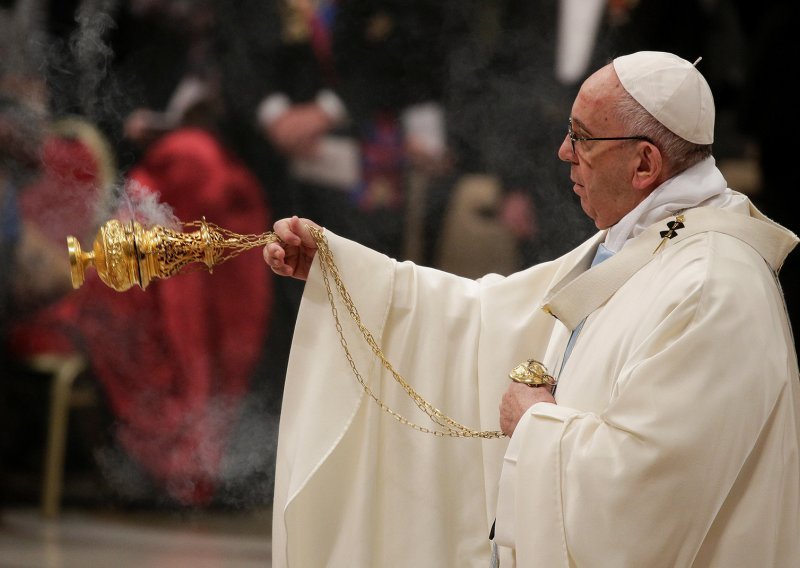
[571,117,591,134]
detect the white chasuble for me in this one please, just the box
[273,203,800,567]
[495,204,800,567]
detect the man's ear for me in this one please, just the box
[631,142,663,192]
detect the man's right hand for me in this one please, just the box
[263,216,321,281]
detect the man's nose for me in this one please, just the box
[557,134,574,163]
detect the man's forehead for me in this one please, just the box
[580,64,620,96]
[573,70,623,131]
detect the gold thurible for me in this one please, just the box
[67,217,280,291]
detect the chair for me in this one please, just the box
[10,115,115,518]
[23,353,95,519]
[434,173,521,278]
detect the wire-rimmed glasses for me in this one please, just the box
[568,118,652,154]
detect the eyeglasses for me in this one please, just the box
[568,118,652,154]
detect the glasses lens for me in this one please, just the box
[568,121,576,154]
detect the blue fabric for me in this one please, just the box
[1,181,22,244]
[558,244,614,378]
[590,243,615,267]
[1,181,23,323]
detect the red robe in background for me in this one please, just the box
[14,128,273,505]
[19,126,108,246]
[91,128,272,505]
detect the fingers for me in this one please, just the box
[272,217,302,246]
[263,242,293,276]
[291,216,321,248]
[272,216,321,248]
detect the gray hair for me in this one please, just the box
[614,89,712,177]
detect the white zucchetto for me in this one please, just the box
[613,51,715,145]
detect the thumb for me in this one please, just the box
[290,216,321,248]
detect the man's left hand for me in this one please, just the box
[499,382,556,436]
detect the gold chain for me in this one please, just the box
[182,220,281,264]
[309,226,505,439]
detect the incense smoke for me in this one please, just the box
[115,179,181,230]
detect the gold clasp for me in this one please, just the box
[509,359,556,388]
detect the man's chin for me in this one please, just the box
[579,202,595,223]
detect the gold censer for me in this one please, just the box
[67,218,280,291]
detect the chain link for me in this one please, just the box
[309,226,506,439]
[183,219,281,264]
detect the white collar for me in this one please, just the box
[604,157,747,253]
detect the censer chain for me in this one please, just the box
[309,226,505,439]
[182,220,282,265]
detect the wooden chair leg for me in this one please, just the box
[27,354,87,519]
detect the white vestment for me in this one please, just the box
[272,173,800,566]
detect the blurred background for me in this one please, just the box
[1,0,796,565]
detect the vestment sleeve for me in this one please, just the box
[273,230,509,567]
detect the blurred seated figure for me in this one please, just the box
[0,9,117,353]
[0,97,75,350]
[0,1,117,358]
[20,117,117,243]
[0,92,76,506]
[1,3,109,507]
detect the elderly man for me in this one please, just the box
[264,52,800,567]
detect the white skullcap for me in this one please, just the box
[613,51,715,144]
